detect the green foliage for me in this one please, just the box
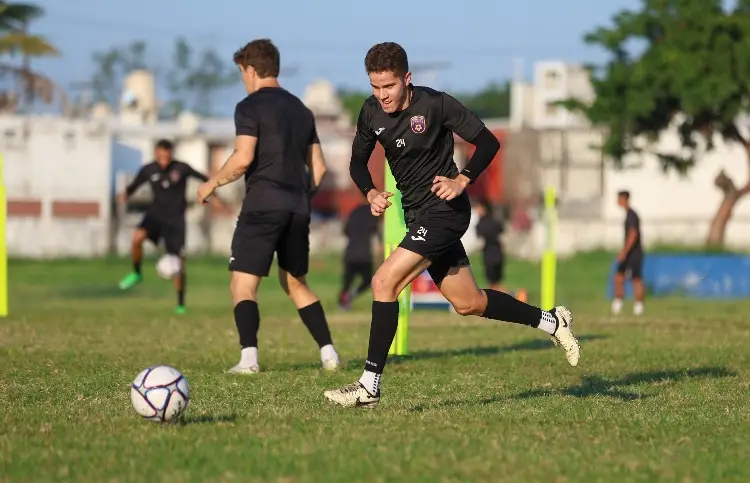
[164,37,237,118]
[91,41,148,107]
[565,0,750,173]
[0,2,57,58]
[457,82,510,119]
[91,38,236,117]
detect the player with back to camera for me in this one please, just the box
[324,42,580,408]
[118,139,210,314]
[197,38,341,374]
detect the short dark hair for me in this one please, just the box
[617,190,630,200]
[233,39,280,78]
[364,42,409,76]
[155,139,173,151]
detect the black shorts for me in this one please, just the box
[398,202,471,285]
[229,210,310,277]
[616,252,644,279]
[139,215,185,256]
[484,260,504,285]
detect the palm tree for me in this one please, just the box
[0,2,58,56]
[0,2,63,112]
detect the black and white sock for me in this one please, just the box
[359,301,399,396]
[481,289,558,335]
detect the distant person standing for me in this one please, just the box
[612,190,644,316]
[473,199,505,292]
[339,203,381,310]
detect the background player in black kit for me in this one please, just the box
[197,39,340,375]
[339,202,381,310]
[325,42,580,408]
[118,139,209,314]
[473,198,506,292]
[612,190,645,316]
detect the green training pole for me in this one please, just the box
[384,161,409,356]
[540,187,557,310]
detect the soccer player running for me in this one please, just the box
[324,42,580,408]
[118,139,209,314]
[197,39,340,374]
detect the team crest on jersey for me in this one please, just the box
[169,170,181,183]
[410,115,426,134]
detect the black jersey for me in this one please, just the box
[351,86,485,212]
[126,160,208,222]
[234,87,319,216]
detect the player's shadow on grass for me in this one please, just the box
[390,334,608,365]
[409,366,736,412]
[280,335,609,371]
[179,414,237,425]
[512,366,736,402]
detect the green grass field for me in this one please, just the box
[1,251,748,482]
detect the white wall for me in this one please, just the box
[2,116,112,257]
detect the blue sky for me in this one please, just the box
[30,0,638,116]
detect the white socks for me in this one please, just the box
[359,371,381,396]
[634,301,644,316]
[239,347,258,368]
[239,345,339,370]
[612,298,623,315]
[320,344,338,363]
[612,298,644,315]
[538,311,558,335]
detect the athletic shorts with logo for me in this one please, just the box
[139,214,185,256]
[229,210,310,277]
[397,198,471,285]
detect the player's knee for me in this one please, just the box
[230,274,258,302]
[132,230,146,245]
[280,272,308,295]
[371,273,398,301]
[451,295,485,316]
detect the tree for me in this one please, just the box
[458,82,510,119]
[91,41,148,108]
[0,2,57,56]
[564,0,750,246]
[0,2,61,111]
[165,37,236,118]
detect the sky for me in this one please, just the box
[29,0,638,116]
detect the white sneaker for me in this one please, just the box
[549,306,580,367]
[227,364,260,375]
[324,382,379,408]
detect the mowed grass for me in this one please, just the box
[1,251,749,482]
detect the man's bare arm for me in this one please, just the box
[213,135,257,187]
[307,142,327,192]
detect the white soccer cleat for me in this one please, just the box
[324,382,379,408]
[549,306,580,367]
[322,357,340,371]
[227,364,260,375]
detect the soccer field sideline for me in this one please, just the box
[1,255,749,482]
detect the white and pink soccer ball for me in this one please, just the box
[155,254,182,280]
[130,365,190,422]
